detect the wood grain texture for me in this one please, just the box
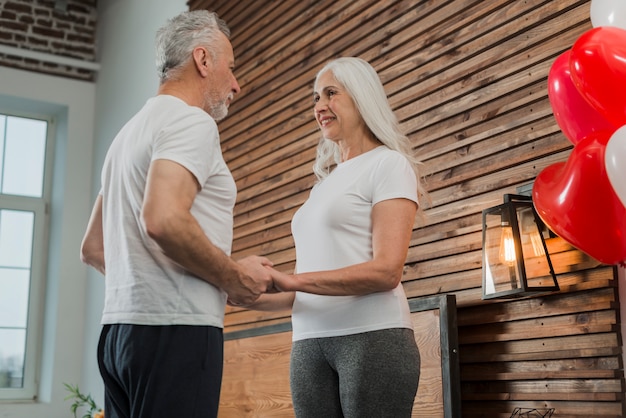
[192,0,624,415]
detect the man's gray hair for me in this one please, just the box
[155,10,230,83]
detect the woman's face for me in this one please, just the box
[313,71,364,143]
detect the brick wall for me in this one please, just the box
[0,0,97,81]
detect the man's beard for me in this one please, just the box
[205,91,232,121]
[208,100,228,121]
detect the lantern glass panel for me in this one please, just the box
[483,207,521,296]
[516,205,554,288]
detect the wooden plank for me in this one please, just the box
[412,309,445,417]
[220,330,293,418]
[224,315,291,334]
[458,285,617,326]
[465,390,623,403]
[460,333,621,363]
[462,378,623,395]
[232,222,292,254]
[232,206,296,241]
[461,356,622,381]
[458,310,617,344]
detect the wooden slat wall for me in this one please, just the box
[190,0,624,416]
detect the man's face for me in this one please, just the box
[204,32,240,121]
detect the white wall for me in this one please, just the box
[0,1,186,417]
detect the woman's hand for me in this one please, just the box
[266,267,297,292]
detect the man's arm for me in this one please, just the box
[141,159,273,305]
[80,194,106,275]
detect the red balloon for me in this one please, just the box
[548,50,617,144]
[533,131,626,265]
[569,26,626,127]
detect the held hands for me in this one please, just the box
[265,267,296,293]
[227,255,274,307]
[227,259,299,307]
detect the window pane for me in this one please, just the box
[1,116,47,198]
[0,329,25,389]
[0,210,31,389]
[0,269,29,328]
[0,210,34,268]
[0,109,52,401]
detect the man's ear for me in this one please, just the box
[192,47,210,76]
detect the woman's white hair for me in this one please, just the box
[312,57,427,203]
[155,10,230,83]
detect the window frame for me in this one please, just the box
[0,109,55,401]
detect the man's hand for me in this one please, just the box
[226,255,275,306]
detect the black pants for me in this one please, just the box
[98,324,224,418]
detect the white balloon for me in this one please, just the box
[590,0,626,29]
[606,125,626,208]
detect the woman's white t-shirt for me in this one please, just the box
[290,146,418,341]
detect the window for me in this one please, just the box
[0,112,53,400]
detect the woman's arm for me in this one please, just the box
[231,291,295,311]
[271,198,417,296]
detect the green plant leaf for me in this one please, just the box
[63,382,100,418]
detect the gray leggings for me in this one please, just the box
[290,328,420,418]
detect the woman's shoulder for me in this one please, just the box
[373,146,412,166]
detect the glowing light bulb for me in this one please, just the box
[499,226,516,265]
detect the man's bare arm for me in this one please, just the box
[141,159,273,305]
[80,194,106,275]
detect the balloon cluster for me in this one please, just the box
[533,0,626,266]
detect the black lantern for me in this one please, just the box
[482,194,559,299]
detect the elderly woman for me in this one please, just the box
[246,57,425,418]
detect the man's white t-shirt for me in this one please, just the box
[290,145,418,341]
[100,95,236,327]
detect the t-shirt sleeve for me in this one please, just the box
[152,110,220,186]
[371,151,418,206]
